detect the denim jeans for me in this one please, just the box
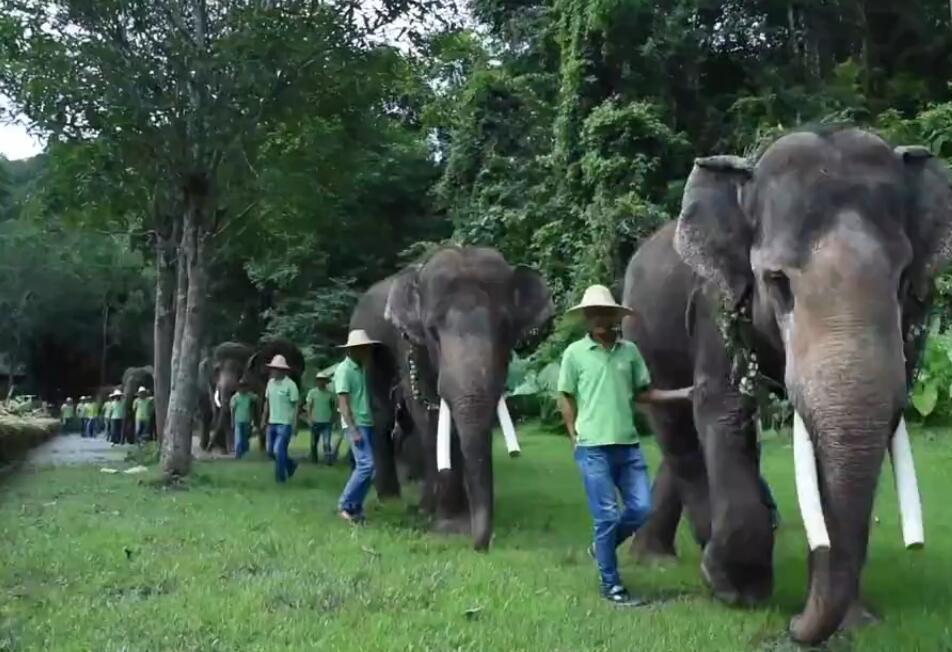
[109,419,123,444]
[338,426,375,516]
[80,418,89,438]
[234,422,251,459]
[268,423,297,483]
[135,420,150,443]
[310,422,333,462]
[574,443,652,590]
[86,417,100,439]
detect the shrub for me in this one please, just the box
[0,417,58,465]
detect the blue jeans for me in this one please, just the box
[338,427,375,516]
[268,424,297,483]
[310,422,333,462]
[135,420,150,443]
[234,422,251,459]
[109,419,123,444]
[80,418,89,437]
[574,444,652,590]
[86,418,99,439]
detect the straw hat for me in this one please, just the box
[338,329,380,349]
[137,386,148,394]
[110,389,122,398]
[566,285,633,315]
[266,354,292,370]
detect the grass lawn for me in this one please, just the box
[2,425,951,651]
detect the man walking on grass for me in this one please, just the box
[558,285,692,607]
[107,389,124,445]
[334,329,379,524]
[132,387,154,443]
[305,372,337,464]
[230,379,256,459]
[261,355,300,482]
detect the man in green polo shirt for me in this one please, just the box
[305,372,337,464]
[558,285,692,606]
[229,379,257,459]
[132,387,154,443]
[60,398,76,434]
[261,355,300,483]
[334,329,379,523]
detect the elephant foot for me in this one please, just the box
[630,533,678,566]
[838,600,879,633]
[700,545,772,608]
[433,515,471,537]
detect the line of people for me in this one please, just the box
[58,387,155,445]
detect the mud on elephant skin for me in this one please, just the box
[624,127,950,645]
[120,366,154,443]
[199,342,254,452]
[350,246,553,550]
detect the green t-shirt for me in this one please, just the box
[110,399,126,420]
[557,335,652,446]
[61,404,75,419]
[334,356,373,428]
[88,401,100,418]
[266,376,300,426]
[230,391,256,425]
[133,397,154,424]
[306,387,335,423]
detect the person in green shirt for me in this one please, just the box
[60,398,76,434]
[229,379,257,459]
[305,373,338,464]
[77,397,89,438]
[334,329,379,523]
[132,387,154,443]
[101,397,113,439]
[558,285,692,606]
[107,389,125,445]
[85,397,101,439]
[261,354,300,482]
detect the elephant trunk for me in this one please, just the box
[451,393,496,551]
[786,310,905,645]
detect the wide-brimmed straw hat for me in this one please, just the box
[267,354,292,371]
[337,329,380,349]
[137,386,148,394]
[110,389,122,398]
[566,285,633,315]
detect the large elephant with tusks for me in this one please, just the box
[350,247,553,550]
[199,342,254,452]
[623,127,949,645]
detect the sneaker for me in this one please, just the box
[601,585,644,607]
[338,510,365,525]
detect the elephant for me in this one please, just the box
[244,338,305,450]
[120,365,154,443]
[349,246,553,550]
[198,342,254,452]
[622,127,949,645]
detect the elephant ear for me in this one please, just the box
[385,266,425,345]
[673,155,755,308]
[896,146,952,299]
[511,265,553,339]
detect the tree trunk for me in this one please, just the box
[154,226,178,440]
[100,301,110,387]
[161,198,209,479]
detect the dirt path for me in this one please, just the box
[27,433,128,466]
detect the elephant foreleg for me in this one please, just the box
[432,426,470,534]
[631,458,681,562]
[370,398,401,499]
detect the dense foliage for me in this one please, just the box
[4,0,952,425]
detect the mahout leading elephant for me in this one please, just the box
[244,338,305,450]
[199,342,254,452]
[120,366,154,443]
[350,246,553,550]
[623,127,950,645]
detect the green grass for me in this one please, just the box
[2,425,952,651]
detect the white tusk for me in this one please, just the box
[214,389,221,409]
[496,398,521,458]
[436,398,452,471]
[890,417,924,550]
[793,412,831,551]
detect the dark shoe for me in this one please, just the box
[602,585,644,607]
[339,510,365,525]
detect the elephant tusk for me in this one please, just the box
[496,398,521,458]
[793,411,831,551]
[890,417,924,550]
[214,389,221,409]
[437,398,452,472]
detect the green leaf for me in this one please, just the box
[911,381,939,417]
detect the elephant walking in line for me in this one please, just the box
[199,342,254,452]
[623,127,948,645]
[120,366,154,443]
[350,247,553,550]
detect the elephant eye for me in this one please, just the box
[765,270,793,313]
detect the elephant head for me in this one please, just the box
[674,127,952,644]
[385,247,553,550]
[121,365,154,440]
[202,342,253,450]
[246,338,306,390]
